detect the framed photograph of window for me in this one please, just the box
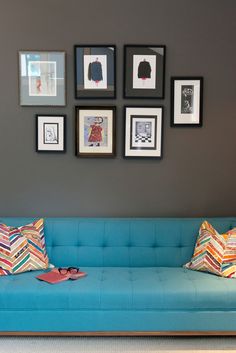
[74,45,116,99]
[19,51,66,106]
[75,106,116,157]
[36,115,66,152]
[124,45,165,99]
[124,106,163,158]
[171,77,203,127]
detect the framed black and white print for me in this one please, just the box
[36,115,66,152]
[19,51,66,106]
[75,106,116,157]
[74,45,116,99]
[124,45,165,98]
[124,106,163,158]
[171,77,203,126]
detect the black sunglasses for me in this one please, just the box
[58,267,80,275]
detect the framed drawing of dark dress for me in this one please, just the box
[124,45,166,99]
[74,45,116,99]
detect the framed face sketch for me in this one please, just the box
[171,77,203,127]
[36,115,66,152]
[75,106,116,157]
[124,45,165,98]
[74,45,116,99]
[124,106,163,158]
[19,51,66,106]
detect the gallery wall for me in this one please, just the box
[0,0,235,217]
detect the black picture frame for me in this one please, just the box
[19,50,66,106]
[75,106,116,158]
[124,106,164,159]
[74,45,116,99]
[171,77,203,127]
[36,115,66,153]
[124,45,166,99]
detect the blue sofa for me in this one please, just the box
[0,217,236,335]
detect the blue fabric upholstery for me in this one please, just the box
[2,310,236,332]
[0,217,235,268]
[1,267,236,311]
[0,217,236,333]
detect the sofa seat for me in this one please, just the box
[1,267,236,312]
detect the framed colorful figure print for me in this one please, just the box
[36,115,66,152]
[124,106,163,158]
[19,51,66,106]
[75,106,116,157]
[74,45,116,99]
[124,45,166,99]
[171,77,203,127]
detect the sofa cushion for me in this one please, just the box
[184,221,236,278]
[1,267,236,311]
[0,219,49,275]
[0,218,235,268]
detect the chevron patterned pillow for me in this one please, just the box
[0,219,49,275]
[184,221,236,278]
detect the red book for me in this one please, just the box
[36,268,87,284]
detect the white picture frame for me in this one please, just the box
[124,106,163,158]
[36,115,66,152]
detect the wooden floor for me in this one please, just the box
[0,331,236,336]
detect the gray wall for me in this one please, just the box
[0,0,235,217]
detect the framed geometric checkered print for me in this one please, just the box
[124,106,163,158]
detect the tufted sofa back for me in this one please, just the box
[0,217,236,267]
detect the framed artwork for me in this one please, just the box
[75,106,116,157]
[36,115,66,152]
[124,106,163,158]
[171,77,203,127]
[19,51,66,106]
[124,45,166,99]
[74,45,116,99]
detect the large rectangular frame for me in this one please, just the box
[19,50,66,106]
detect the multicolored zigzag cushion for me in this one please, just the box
[0,219,49,275]
[184,221,236,278]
